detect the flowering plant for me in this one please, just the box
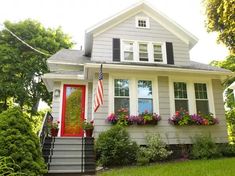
[82,120,94,130]
[107,109,161,126]
[169,110,219,126]
[47,120,60,130]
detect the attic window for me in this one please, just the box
[136,16,150,28]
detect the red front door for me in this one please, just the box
[61,84,85,137]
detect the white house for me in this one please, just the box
[42,1,233,145]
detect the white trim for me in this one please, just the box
[135,16,150,28]
[169,76,215,116]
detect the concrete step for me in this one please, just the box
[49,162,95,171]
[50,155,95,163]
[46,169,95,175]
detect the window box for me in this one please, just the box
[107,109,161,126]
[168,110,219,126]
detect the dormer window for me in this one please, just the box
[136,16,150,28]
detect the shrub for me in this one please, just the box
[0,108,47,175]
[190,135,221,159]
[0,156,25,175]
[137,134,172,165]
[95,125,139,166]
[219,143,235,157]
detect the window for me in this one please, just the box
[174,82,188,112]
[139,43,148,61]
[123,41,134,61]
[153,44,163,62]
[136,16,150,28]
[114,79,129,113]
[138,80,153,114]
[194,83,209,114]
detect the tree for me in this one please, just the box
[204,0,235,53]
[0,19,73,114]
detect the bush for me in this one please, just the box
[191,135,221,159]
[96,125,139,166]
[137,134,172,165]
[0,108,47,175]
[219,143,235,157]
[0,156,25,175]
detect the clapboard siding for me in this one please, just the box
[92,12,190,66]
[51,81,61,120]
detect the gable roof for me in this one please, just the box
[84,1,198,56]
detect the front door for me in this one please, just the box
[61,84,85,137]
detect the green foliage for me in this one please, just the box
[0,19,73,114]
[191,135,221,159]
[0,108,47,175]
[219,143,235,157]
[204,0,235,53]
[0,156,25,175]
[95,125,139,166]
[137,134,172,165]
[226,108,235,142]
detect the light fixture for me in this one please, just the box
[54,89,60,97]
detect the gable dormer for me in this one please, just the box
[85,1,198,66]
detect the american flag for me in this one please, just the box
[94,64,104,112]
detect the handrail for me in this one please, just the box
[39,111,53,147]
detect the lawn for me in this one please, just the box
[98,157,235,176]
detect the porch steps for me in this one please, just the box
[43,137,95,176]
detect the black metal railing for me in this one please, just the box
[39,112,53,147]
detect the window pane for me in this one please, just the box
[138,99,153,114]
[124,42,133,51]
[114,98,129,113]
[153,44,163,62]
[196,100,209,114]
[139,44,148,61]
[138,80,152,98]
[175,100,188,112]
[114,79,129,96]
[138,20,146,27]
[174,82,187,99]
[194,83,208,99]
[124,52,133,60]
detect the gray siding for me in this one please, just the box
[93,75,228,144]
[92,12,190,66]
[51,81,61,120]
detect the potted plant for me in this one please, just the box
[47,120,60,137]
[82,120,94,137]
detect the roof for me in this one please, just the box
[47,49,91,65]
[47,49,231,73]
[84,1,198,56]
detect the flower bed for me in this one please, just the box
[168,110,219,126]
[107,109,161,126]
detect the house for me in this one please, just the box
[42,1,232,146]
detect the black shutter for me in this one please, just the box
[166,42,174,65]
[113,38,120,62]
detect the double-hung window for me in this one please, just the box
[174,82,188,112]
[153,44,163,62]
[138,80,153,113]
[139,43,148,61]
[123,41,134,61]
[114,79,130,113]
[194,83,209,114]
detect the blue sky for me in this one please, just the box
[0,0,228,64]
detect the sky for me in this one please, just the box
[0,0,228,64]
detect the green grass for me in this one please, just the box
[98,158,235,176]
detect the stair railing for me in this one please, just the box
[39,111,53,147]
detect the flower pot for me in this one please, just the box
[85,129,93,137]
[51,128,59,137]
